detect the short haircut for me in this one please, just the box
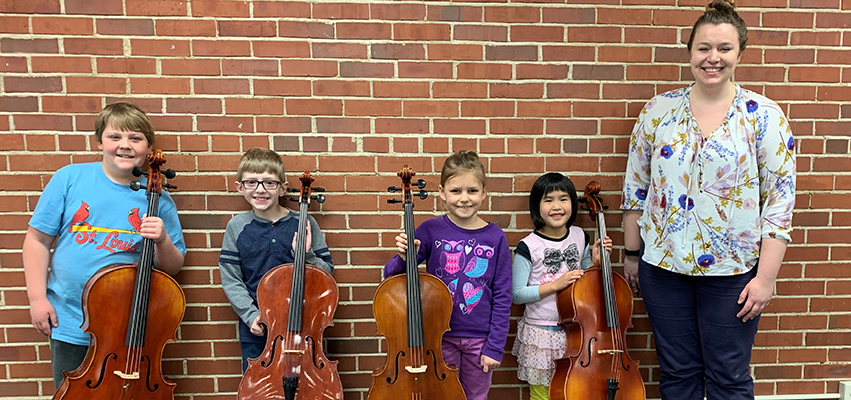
[440,150,487,189]
[94,102,155,145]
[687,0,748,52]
[236,147,286,182]
[529,172,578,231]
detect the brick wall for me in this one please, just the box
[1,0,850,398]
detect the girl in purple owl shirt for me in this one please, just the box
[511,173,611,400]
[385,150,513,400]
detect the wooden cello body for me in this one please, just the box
[368,166,466,400]
[238,172,342,400]
[53,150,184,400]
[549,181,645,400]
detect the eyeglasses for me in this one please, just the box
[241,180,281,190]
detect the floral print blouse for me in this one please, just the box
[621,85,796,276]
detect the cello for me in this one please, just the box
[368,166,466,400]
[549,181,645,400]
[238,171,342,400]
[53,150,184,400]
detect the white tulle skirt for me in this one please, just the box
[511,319,566,386]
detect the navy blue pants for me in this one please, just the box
[639,258,760,400]
[240,341,265,372]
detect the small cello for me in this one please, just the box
[238,171,342,400]
[368,166,466,400]
[549,181,645,400]
[53,150,184,400]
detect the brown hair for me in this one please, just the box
[237,147,286,182]
[94,102,155,144]
[687,0,748,52]
[440,150,487,189]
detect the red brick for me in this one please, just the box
[625,27,678,44]
[253,79,311,97]
[254,1,310,18]
[569,26,621,43]
[486,45,537,61]
[764,11,815,28]
[600,46,652,63]
[96,57,156,74]
[194,78,251,95]
[130,78,189,95]
[399,62,453,78]
[224,98,283,116]
[340,62,394,78]
[791,31,841,46]
[375,118,428,134]
[403,101,458,117]
[516,64,568,80]
[485,6,539,23]
[316,118,370,134]
[457,63,512,80]
[253,41,310,58]
[511,25,564,43]
[0,0,60,13]
[345,100,401,116]
[278,21,335,39]
[371,3,426,20]
[517,101,571,117]
[313,3,369,19]
[0,16,28,33]
[374,81,430,98]
[64,37,123,55]
[542,7,596,24]
[627,65,680,81]
[790,67,842,83]
[0,97,38,112]
[427,5,483,22]
[461,100,514,117]
[0,38,58,53]
[219,20,276,37]
[192,40,251,57]
[372,43,425,60]
[198,116,253,133]
[816,12,851,28]
[434,119,485,135]
[454,25,507,42]
[32,16,91,34]
[31,56,91,73]
[428,44,483,61]
[191,0,249,17]
[155,19,215,36]
[654,9,703,26]
[66,0,121,14]
[818,49,851,64]
[4,77,63,93]
[542,46,596,62]
[337,22,392,40]
[395,23,451,41]
[286,99,343,116]
[161,59,220,76]
[490,119,543,135]
[42,96,100,113]
[313,42,368,59]
[126,0,186,16]
[314,81,371,97]
[257,117,311,133]
[166,98,222,114]
[97,18,154,36]
[130,39,190,56]
[0,56,27,73]
[222,59,278,76]
[281,60,338,77]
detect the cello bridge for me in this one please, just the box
[404,365,428,374]
[114,371,140,380]
[597,349,624,355]
[283,349,305,354]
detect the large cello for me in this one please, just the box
[368,166,466,400]
[53,150,184,400]
[549,181,645,400]
[238,171,342,400]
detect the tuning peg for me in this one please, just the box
[416,179,426,189]
[163,183,177,190]
[163,169,176,179]
[388,186,402,193]
[312,194,325,203]
[132,166,147,177]
[387,199,402,204]
[312,187,325,192]
[130,181,143,191]
[418,190,428,200]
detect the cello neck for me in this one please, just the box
[403,185,425,348]
[287,172,315,332]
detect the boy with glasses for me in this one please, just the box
[218,147,334,371]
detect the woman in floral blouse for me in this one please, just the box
[620,1,796,399]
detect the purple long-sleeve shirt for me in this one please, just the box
[384,215,514,362]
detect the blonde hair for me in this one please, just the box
[440,150,487,189]
[236,148,286,182]
[94,102,155,144]
[687,0,748,52]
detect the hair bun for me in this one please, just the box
[706,0,736,13]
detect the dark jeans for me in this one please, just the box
[638,258,760,400]
[240,341,265,373]
[49,338,89,390]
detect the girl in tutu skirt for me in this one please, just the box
[510,172,611,399]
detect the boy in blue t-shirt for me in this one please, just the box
[23,102,186,389]
[218,148,334,371]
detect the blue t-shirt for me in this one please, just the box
[28,162,186,346]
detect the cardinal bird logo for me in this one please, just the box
[128,208,142,232]
[69,201,90,232]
